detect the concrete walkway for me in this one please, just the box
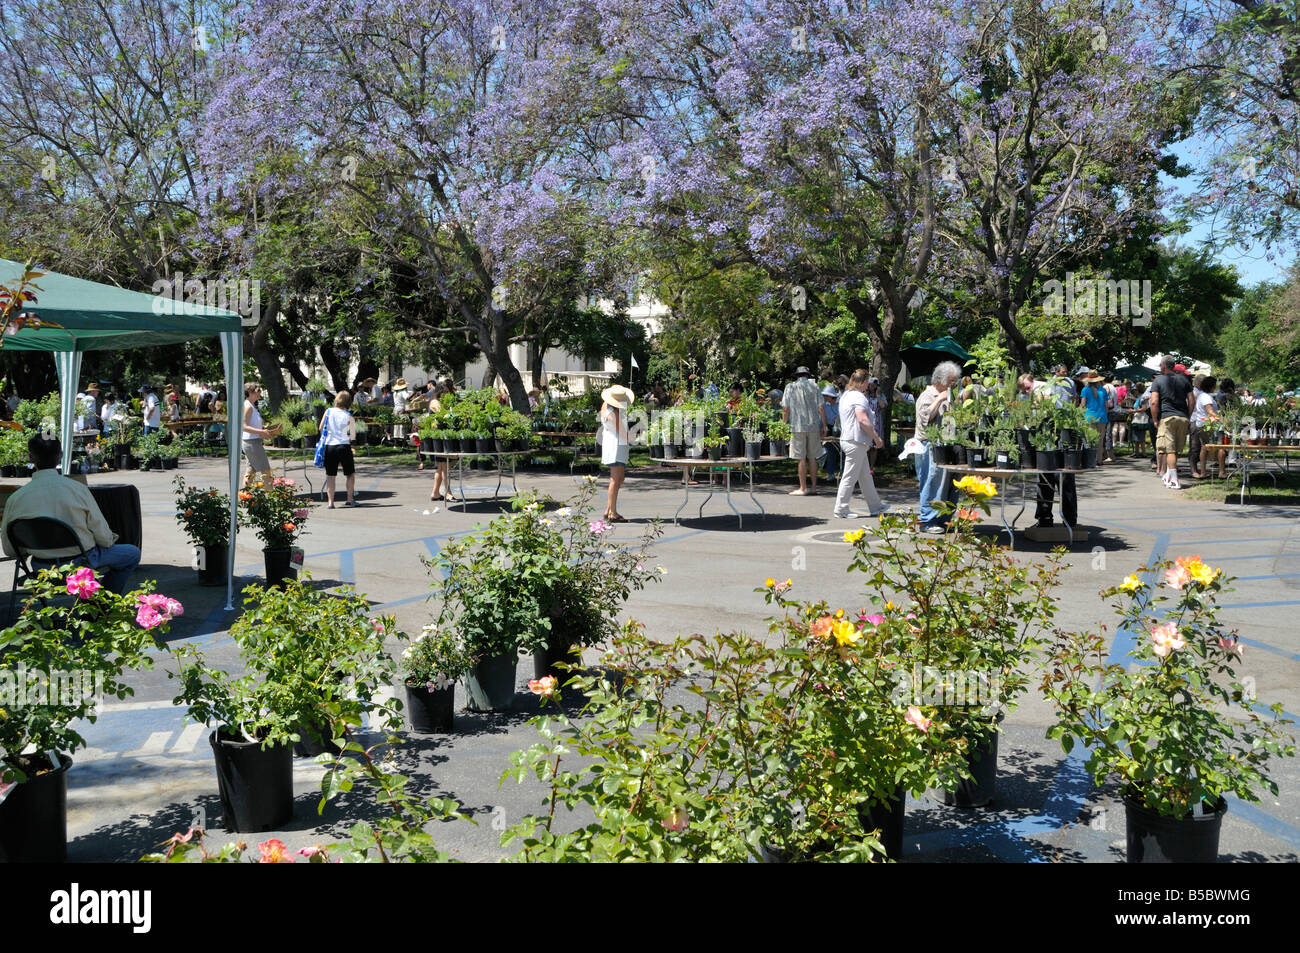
[54,455,1300,862]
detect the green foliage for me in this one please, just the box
[1043,560,1296,818]
[400,623,472,687]
[13,391,60,433]
[1,569,174,780]
[425,483,664,660]
[173,477,231,547]
[238,475,312,548]
[170,578,402,750]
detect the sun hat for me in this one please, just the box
[393,378,409,392]
[83,382,100,392]
[1082,372,1103,383]
[794,366,812,377]
[821,385,839,397]
[600,384,635,409]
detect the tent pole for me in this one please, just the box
[220,331,243,611]
[54,350,83,474]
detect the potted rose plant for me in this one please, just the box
[400,624,471,733]
[173,476,231,586]
[238,476,312,587]
[1042,558,1296,862]
[171,578,401,831]
[0,568,179,861]
[425,482,663,710]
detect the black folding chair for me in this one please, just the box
[6,517,91,620]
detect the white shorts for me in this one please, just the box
[790,431,821,460]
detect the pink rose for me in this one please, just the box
[293,508,309,519]
[135,593,184,629]
[65,567,101,600]
[1218,636,1244,657]
[864,614,886,627]
[905,706,932,733]
[1150,622,1185,658]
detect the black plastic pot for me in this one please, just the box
[273,435,289,448]
[745,441,762,460]
[707,444,723,461]
[197,543,229,587]
[210,730,294,833]
[422,437,436,454]
[476,437,494,454]
[118,453,138,471]
[953,446,968,465]
[994,450,1017,470]
[0,755,71,863]
[405,682,455,733]
[1083,446,1098,468]
[1059,428,1080,448]
[942,724,1000,808]
[1015,429,1033,457]
[366,429,383,446]
[459,437,476,453]
[771,439,788,456]
[649,444,663,459]
[1124,794,1227,863]
[1062,448,1084,471]
[464,653,518,712]
[931,444,954,466]
[967,447,989,468]
[857,783,906,861]
[293,722,341,758]
[263,547,297,589]
[0,465,14,478]
[162,456,179,470]
[726,427,744,458]
[1036,448,1063,471]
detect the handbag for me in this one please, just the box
[313,410,329,467]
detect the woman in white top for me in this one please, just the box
[600,385,634,522]
[241,382,275,489]
[320,390,358,508]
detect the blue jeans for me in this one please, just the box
[914,444,950,525]
[33,544,141,596]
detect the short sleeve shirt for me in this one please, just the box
[1152,373,1193,419]
[839,390,871,445]
[781,377,823,432]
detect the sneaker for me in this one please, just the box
[834,511,864,519]
[868,503,892,517]
[920,524,946,535]
[345,500,360,507]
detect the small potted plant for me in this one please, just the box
[767,417,791,457]
[742,426,764,460]
[1030,428,1061,471]
[401,624,471,732]
[136,431,163,470]
[171,579,401,830]
[1,569,179,861]
[238,477,312,587]
[701,433,726,461]
[174,476,232,586]
[159,433,182,470]
[1042,558,1296,862]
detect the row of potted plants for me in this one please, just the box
[416,388,536,455]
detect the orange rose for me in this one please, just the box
[283,522,295,532]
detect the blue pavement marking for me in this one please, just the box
[1238,638,1300,662]
[1176,533,1295,546]
[1248,700,1299,724]
[1207,553,1286,562]
[1110,534,1170,661]
[1217,600,1300,610]
[339,550,355,585]
[1226,798,1300,853]
[1235,572,1300,581]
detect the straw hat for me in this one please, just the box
[82,382,100,393]
[1081,372,1103,384]
[163,383,176,394]
[393,378,409,392]
[601,384,635,409]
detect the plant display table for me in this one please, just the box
[263,446,315,497]
[659,454,783,529]
[940,464,1094,549]
[421,450,528,510]
[1202,443,1300,504]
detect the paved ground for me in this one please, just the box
[49,452,1300,862]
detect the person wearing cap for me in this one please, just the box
[140,384,161,434]
[392,378,410,415]
[355,378,376,406]
[1148,355,1195,488]
[819,384,841,480]
[164,383,182,422]
[599,385,634,522]
[782,366,825,495]
[77,383,100,432]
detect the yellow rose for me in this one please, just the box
[1118,574,1144,592]
[843,528,866,544]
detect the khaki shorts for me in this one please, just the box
[790,431,821,460]
[1156,416,1189,454]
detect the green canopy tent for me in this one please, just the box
[0,258,246,609]
[1109,364,1156,383]
[900,336,973,379]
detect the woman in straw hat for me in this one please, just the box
[600,384,635,522]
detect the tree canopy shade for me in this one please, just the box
[0,257,245,609]
[0,259,244,352]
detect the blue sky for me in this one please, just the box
[1161,137,1291,289]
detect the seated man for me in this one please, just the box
[1,435,141,595]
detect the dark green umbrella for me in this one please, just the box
[1109,364,1156,382]
[900,336,973,378]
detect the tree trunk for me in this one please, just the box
[480,361,497,389]
[319,339,348,393]
[245,299,286,411]
[353,356,380,393]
